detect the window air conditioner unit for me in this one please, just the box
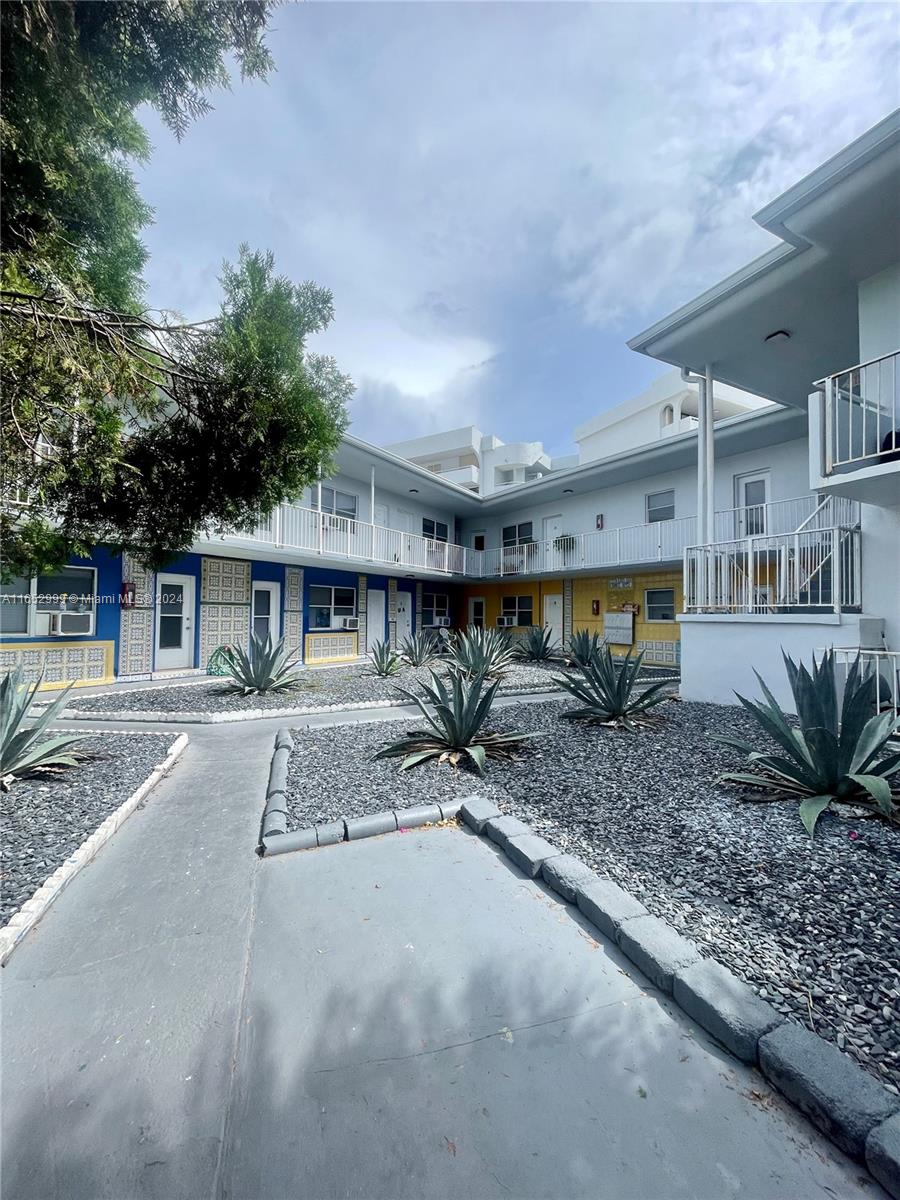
[496,615,515,628]
[48,611,92,635]
[342,617,360,631]
[434,616,451,627]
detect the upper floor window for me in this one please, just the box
[472,532,486,552]
[422,518,449,542]
[661,404,674,429]
[646,490,675,524]
[312,486,358,521]
[1,566,97,636]
[502,521,533,546]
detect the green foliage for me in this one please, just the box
[0,666,83,790]
[373,669,532,774]
[554,646,672,729]
[370,639,403,678]
[567,629,605,668]
[221,633,302,696]
[515,624,563,663]
[400,630,440,667]
[450,625,517,679]
[715,650,900,837]
[1,3,352,580]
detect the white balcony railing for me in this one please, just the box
[684,514,862,615]
[214,504,472,576]
[817,348,900,473]
[832,649,900,722]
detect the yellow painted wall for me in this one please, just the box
[572,570,682,649]
[459,580,562,629]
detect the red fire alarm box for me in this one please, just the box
[591,599,600,616]
[121,581,136,609]
[595,514,604,529]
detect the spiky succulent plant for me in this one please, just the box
[450,625,517,679]
[221,633,302,695]
[515,624,563,663]
[566,629,605,668]
[554,646,672,730]
[1,667,83,791]
[370,639,403,677]
[715,650,900,836]
[374,667,532,773]
[399,630,440,667]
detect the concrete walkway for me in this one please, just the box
[2,724,885,1199]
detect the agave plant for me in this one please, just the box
[450,625,517,679]
[374,668,532,773]
[554,646,672,729]
[399,630,440,667]
[715,650,900,837]
[515,624,563,663]
[370,639,403,677]
[1,667,83,791]
[567,628,605,668]
[221,633,302,695]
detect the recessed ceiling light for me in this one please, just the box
[764,329,791,343]
[409,487,419,494]
[563,488,574,494]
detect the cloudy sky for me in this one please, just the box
[138,2,899,455]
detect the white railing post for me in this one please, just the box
[745,539,754,613]
[832,528,842,614]
[274,505,283,548]
[317,511,323,555]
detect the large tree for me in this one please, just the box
[1,1,351,579]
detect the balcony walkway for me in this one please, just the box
[1,718,882,1200]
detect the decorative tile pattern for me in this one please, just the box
[119,608,154,676]
[284,567,304,657]
[0,642,112,685]
[357,575,368,654]
[305,632,358,662]
[563,579,574,643]
[202,557,250,604]
[199,604,250,669]
[415,582,423,633]
[388,579,398,648]
[121,553,155,609]
[635,638,680,666]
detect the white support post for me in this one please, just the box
[832,529,842,614]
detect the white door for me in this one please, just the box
[367,588,386,652]
[543,513,564,568]
[543,593,563,646]
[373,503,389,527]
[155,573,195,671]
[251,582,280,644]
[735,472,769,536]
[396,590,412,642]
[468,597,486,629]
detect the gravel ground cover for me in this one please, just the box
[71,660,678,716]
[283,698,900,1090]
[1,732,178,927]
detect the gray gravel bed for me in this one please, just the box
[1,732,178,927]
[284,698,900,1089]
[70,660,665,715]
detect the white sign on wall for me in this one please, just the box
[604,611,634,645]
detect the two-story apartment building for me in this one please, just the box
[2,115,896,713]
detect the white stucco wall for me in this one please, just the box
[312,470,458,539]
[858,262,900,362]
[679,613,885,711]
[860,502,900,649]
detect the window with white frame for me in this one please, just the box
[422,517,449,542]
[423,593,449,627]
[502,521,533,547]
[501,595,533,626]
[0,566,98,636]
[309,584,357,629]
[645,588,676,622]
[646,489,675,524]
[310,486,358,521]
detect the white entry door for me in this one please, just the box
[396,590,412,643]
[155,573,195,671]
[735,472,769,536]
[543,513,565,569]
[543,593,563,646]
[251,582,281,644]
[468,597,486,629]
[367,588,386,652]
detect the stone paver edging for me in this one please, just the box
[255,781,900,1196]
[0,732,189,966]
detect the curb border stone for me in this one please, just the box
[0,732,189,966]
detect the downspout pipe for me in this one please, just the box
[681,367,709,545]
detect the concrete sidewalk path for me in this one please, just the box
[2,740,884,1200]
